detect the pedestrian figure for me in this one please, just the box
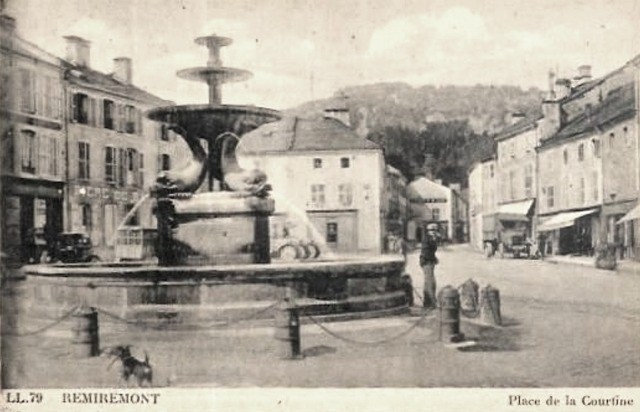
[420,226,439,310]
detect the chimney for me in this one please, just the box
[554,78,571,100]
[573,64,592,87]
[323,107,351,128]
[0,13,16,35]
[113,57,132,84]
[509,111,526,125]
[64,35,91,67]
[547,69,556,100]
[541,100,562,140]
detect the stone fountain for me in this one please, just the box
[19,34,407,334]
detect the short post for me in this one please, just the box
[273,298,303,360]
[438,286,464,343]
[71,306,100,357]
[480,285,502,326]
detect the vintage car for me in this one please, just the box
[52,232,101,263]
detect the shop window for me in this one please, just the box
[20,130,36,174]
[78,142,90,180]
[103,99,115,130]
[313,158,322,169]
[326,222,338,243]
[340,157,350,168]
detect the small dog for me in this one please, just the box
[103,345,153,387]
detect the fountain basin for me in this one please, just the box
[147,104,281,138]
[21,256,408,330]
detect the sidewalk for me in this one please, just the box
[538,254,640,275]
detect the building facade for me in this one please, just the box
[468,157,498,251]
[1,15,65,263]
[407,177,452,243]
[537,62,638,258]
[61,36,183,260]
[493,114,540,246]
[383,165,408,251]
[238,114,386,255]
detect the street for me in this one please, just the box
[7,245,640,387]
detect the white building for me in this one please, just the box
[237,113,386,254]
[406,177,453,243]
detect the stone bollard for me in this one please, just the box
[273,298,303,360]
[71,306,100,357]
[480,285,502,326]
[458,278,479,316]
[437,286,464,343]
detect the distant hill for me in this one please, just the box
[286,83,543,186]
[287,82,544,136]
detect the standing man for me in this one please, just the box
[420,226,439,310]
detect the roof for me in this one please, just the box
[407,177,450,202]
[494,113,542,142]
[63,62,171,106]
[237,116,380,154]
[541,82,636,148]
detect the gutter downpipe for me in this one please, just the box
[62,70,72,232]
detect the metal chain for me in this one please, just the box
[304,304,434,346]
[198,301,280,329]
[3,305,80,337]
[95,301,280,331]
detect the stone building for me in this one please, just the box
[537,62,639,257]
[406,177,452,243]
[493,113,541,246]
[238,110,386,254]
[383,165,408,251]
[1,14,65,263]
[61,36,185,259]
[468,156,498,251]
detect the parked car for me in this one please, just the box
[52,232,101,263]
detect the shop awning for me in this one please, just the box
[538,209,598,232]
[496,199,534,222]
[617,204,640,224]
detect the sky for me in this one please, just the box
[6,0,640,110]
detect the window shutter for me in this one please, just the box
[69,91,77,122]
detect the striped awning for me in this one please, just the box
[538,209,598,232]
[617,204,640,224]
[496,199,534,222]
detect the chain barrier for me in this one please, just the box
[94,301,280,331]
[3,305,80,337]
[303,288,438,346]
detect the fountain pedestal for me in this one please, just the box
[157,192,274,265]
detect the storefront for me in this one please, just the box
[1,176,64,263]
[537,208,599,256]
[70,183,148,260]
